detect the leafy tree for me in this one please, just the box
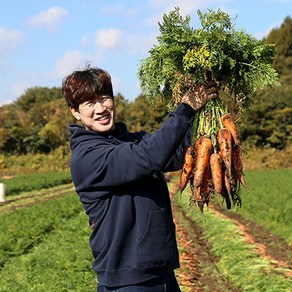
[15,87,63,111]
[0,15,290,156]
[0,88,72,154]
[125,95,169,132]
[114,93,130,123]
[237,16,292,149]
[264,16,292,76]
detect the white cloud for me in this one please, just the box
[12,79,32,100]
[144,0,210,27]
[26,7,69,32]
[254,21,282,39]
[81,34,89,47]
[54,50,92,77]
[126,33,158,56]
[94,28,122,50]
[0,26,25,55]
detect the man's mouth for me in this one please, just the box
[96,113,110,124]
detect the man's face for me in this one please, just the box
[70,95,116,133]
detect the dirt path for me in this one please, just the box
[173,203,242,291]
[169,181,292,291]
[0,184,75,213]
[211,203,292,276]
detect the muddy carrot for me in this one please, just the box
[200,165,212,211]
[193,136,213,188]
[200,164,212,196]
[232,144,248,188]
[210,152,223,194]
[221,187,232,209]
[194,186,203,201]
[179,146,195,192]
[221,113,241,145]
[217,128,233,177]
[225,169,237,196]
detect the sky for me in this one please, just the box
[0,0,291,105]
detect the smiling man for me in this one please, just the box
[70,94,116,132]
[62,65,218,291]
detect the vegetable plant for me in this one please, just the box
[138,7,280,211]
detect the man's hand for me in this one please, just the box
[182,81,219,111]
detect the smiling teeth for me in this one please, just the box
[98,115,108,120]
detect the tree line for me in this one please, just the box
[0,16,291,155]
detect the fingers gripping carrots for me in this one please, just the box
[179,112,247,212]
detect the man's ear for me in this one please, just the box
[70,107,81,120]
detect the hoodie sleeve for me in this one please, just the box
[70,103,194,191]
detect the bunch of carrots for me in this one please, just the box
[179,99,247,212]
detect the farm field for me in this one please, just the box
[171,168,292,291]
[0,170,291,291]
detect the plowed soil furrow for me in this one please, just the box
[0,185,74,212]
[169,180,292,291]
[211,203,292,276]
[170,184,242,292]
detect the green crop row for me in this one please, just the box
[0,171,72,196]
[232,168,292,245]
[0,204,96,291]
[174,187,292,291]
[0,192,81,268]
[0,169,291,291]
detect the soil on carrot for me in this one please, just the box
[169,181,292,291]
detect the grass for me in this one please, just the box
[0,212,96,292]
[0,192,96,292]
[0,171,72,197]
[233,169,292,244]
[0,168,291,291]
[0,192,80,267]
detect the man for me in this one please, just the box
[62,65,218,291]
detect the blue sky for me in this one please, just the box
[0,0,291,105]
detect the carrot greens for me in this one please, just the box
[138,7,280,112]
[138,7,280,211]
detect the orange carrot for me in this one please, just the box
[217,128,233,177]
[200,164,212,197]
[210,152,223,195]
[179,146,195,192]
[232,145,248,188]
[200,164,212,211]
[193,136,213,188]
[221,113,241,145]
[194,186,203,201]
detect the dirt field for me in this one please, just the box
[1,182,291,291]
[169,183,292,291]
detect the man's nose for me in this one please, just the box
[94,101,106,112]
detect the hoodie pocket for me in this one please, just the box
[138,209,174,267]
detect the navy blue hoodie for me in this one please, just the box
[69,103,194,287]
